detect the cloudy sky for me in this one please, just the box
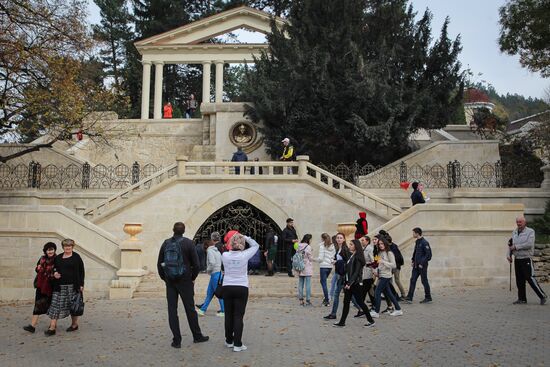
[87,0,548,99]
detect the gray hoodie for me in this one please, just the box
[206,246,222,274]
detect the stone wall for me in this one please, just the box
[533,243,550,282]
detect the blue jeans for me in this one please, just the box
[330,275,344,315]
[298,276,311,301]
[374,277,401,312]
[319,268,332,302]
[201,271,224,312]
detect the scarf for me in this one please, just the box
[36,256,55,296]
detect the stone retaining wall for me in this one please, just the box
[534,243,550,282]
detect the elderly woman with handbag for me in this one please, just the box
[45,238,85,336]
[221,233,259,352]
[23,242,57,333]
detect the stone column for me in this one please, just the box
[541,165,550,190]
[296,155,310,177]
[215,60,224,103]
[153,61,164,120]
[202,61,212,104]
[140,61,152,120]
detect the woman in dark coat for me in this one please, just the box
[23,242,57,333]
[45,238,85,336]
[333,239,375,328]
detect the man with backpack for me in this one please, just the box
[282,218,298,277]
[404,227,432,304]
[157,222,209,348]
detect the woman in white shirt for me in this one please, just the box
[317,233,336,306]
[221,233,259,352]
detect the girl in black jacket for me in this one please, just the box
[334,239,375,328]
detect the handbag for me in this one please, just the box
[70,290,85,316]
[214,273,224,299]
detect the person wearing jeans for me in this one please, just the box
[324,233,350,319]
[221,233,259,352]
[198,242,224,316]
[404,227,432,304]
[316,233,335,306]
[371,236,403,318]
[295,234,313,306]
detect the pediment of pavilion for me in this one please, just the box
[134,6,286,50]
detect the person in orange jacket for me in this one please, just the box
[163,102,173,119]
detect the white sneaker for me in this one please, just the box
[225,342,234,348]
[389,309,403,316]
[216,312,225,317]
[233,345,247,352]
[369,311,380,318]
[196,309,205,316]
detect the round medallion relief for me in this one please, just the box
[229,121,262,153]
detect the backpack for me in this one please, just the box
[291,245,308,272]
[162,238,186,280]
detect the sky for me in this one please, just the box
[87,0,548,99]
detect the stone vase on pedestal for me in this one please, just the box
[337,222,356,243]
[109,223,147,299]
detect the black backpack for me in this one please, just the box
[162,237,186,280]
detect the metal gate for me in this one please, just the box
[193,200,286,270]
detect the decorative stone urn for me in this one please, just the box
[337,222,356,242]
[123,223,143,241]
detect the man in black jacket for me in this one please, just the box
[281,218,298,277]
[157,222,209,348]
[404,227,432,304]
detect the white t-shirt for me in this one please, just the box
[222,236,259,288]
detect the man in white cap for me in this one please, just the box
[280,138,295,174]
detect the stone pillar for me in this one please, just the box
[202,61,211,104]
[140,61,152,120]
[215,60,224,103]
[541,165,550,190]
[153,61,164,120]
[296,155,309,177]
[177,155,189,176]
[110,223,147,300]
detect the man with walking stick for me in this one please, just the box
[507,217,547,305]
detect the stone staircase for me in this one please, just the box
[133,272,325,299]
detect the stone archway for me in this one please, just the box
[193,199,287,271]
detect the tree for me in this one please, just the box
[242,0,463,165]
[0,0,124,162]
[92,0,132,92]
[499,0,550,77]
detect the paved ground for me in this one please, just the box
[1,285,548,367]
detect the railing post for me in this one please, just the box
[453,160,461,188]
[447,161,453,188]
[176,156,188,176]
[28,161,41,189]
[541,165,550,190]
[132,161,140,184]
[296,155,309,177]
[399,161,407,183]
[495,160,503,188]
[82,162,90,189]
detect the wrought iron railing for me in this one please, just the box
[321,160,540,188]
[0,162,165,190]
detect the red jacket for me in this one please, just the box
[163,104,173,118]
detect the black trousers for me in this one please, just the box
[339,283,374,325]
[166,279,202,343]
[515,258,546,301]
[406,265,431,300]
[361,278,375,304]
[223,286,249,347]
[286,243,295,275]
